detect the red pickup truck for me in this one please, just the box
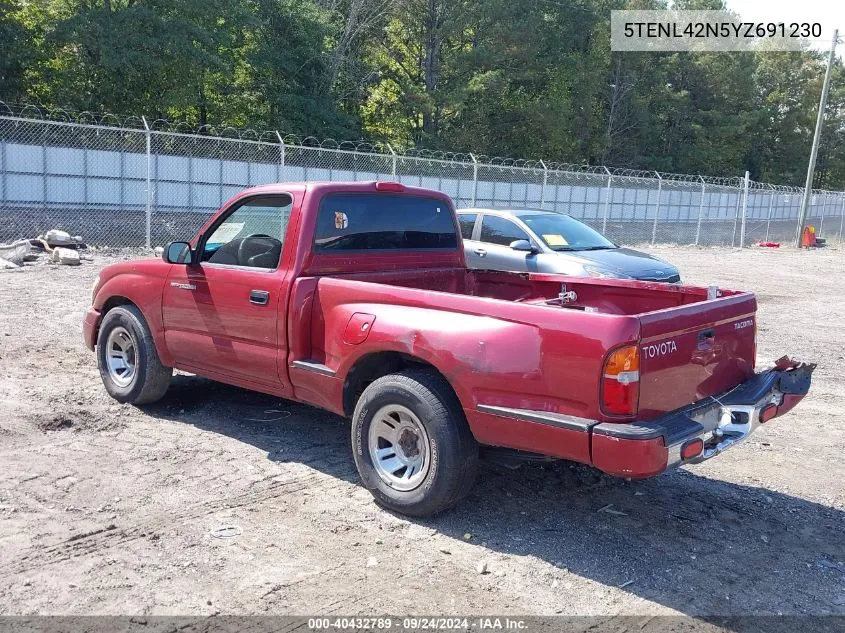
[84,181,814,516]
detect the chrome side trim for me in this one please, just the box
[476,404,595,432]
[290,360,336,377]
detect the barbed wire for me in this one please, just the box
[0,100,842,195]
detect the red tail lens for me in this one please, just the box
[375,181,405,192]
[601,345,640,416]
[759,403,778,423]
[680,438,704,460]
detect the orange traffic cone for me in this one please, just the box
[801,225,817,248]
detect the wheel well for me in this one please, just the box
[95,296,136,343]
[342,351,458,417]
[101,296,135,314]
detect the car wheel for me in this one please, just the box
[351,369,479,517]
[96,305,172,405]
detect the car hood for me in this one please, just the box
[561,247,678,279]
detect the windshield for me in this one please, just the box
[519,213,616,251]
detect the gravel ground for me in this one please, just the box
[0,245,843,617]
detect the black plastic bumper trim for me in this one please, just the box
[592,415,703,444]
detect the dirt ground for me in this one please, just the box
[0,245,843,618]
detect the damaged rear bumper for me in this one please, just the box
[591,359,816,478]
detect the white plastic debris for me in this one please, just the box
[0,240,32,266]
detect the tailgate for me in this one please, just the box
[636,292,757,419]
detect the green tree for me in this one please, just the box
[0,0,35,103]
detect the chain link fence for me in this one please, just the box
[1,104,843,248]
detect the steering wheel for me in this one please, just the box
[237,234,275,265]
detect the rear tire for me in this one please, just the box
[96,305,172,405]
[351,369,479,517]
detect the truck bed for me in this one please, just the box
[291,267,756,430]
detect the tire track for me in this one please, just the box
[4,472,327,574]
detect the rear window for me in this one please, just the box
[314,193,458,251]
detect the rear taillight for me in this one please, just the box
[601,344,640,416]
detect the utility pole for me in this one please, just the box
[796,29,839,247]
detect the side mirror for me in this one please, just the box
[163,241,194,264]
[509,239,536,253]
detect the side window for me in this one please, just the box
[479,215,530,246]
[202,195,292,268]
[458,213,478,240]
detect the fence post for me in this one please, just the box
[651,171,662,245]
[142,116,151,249]
[820,193,828,235]
[694,176,706,246]
[764,187,775,242]
[275,131,285,180]
[838,194,845,243]
[1,127,6,208]
[470,153,479,206]
[119,139,125,213]
[41,124,48,210]
[83,138,89,208]
[602,166,612,234]
[387,142,397,179]
[731,186,741,247]
[739,171,749,247]
[540,160,548,208]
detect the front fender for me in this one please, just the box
[92,266,171,365]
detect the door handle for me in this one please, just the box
[473,248,487,257]
[249,290,270,305]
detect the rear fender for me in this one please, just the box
[329,304,512,409]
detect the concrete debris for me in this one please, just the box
[44,229,83,248]
[0,230,91,269]
[52,247,81,266]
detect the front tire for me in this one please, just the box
[96,305,172,405]
[351,369,479,517]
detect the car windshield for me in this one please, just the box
[519,213,617,251]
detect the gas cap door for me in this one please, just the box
[343,313,376,345]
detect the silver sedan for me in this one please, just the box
[457,208,681,282]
